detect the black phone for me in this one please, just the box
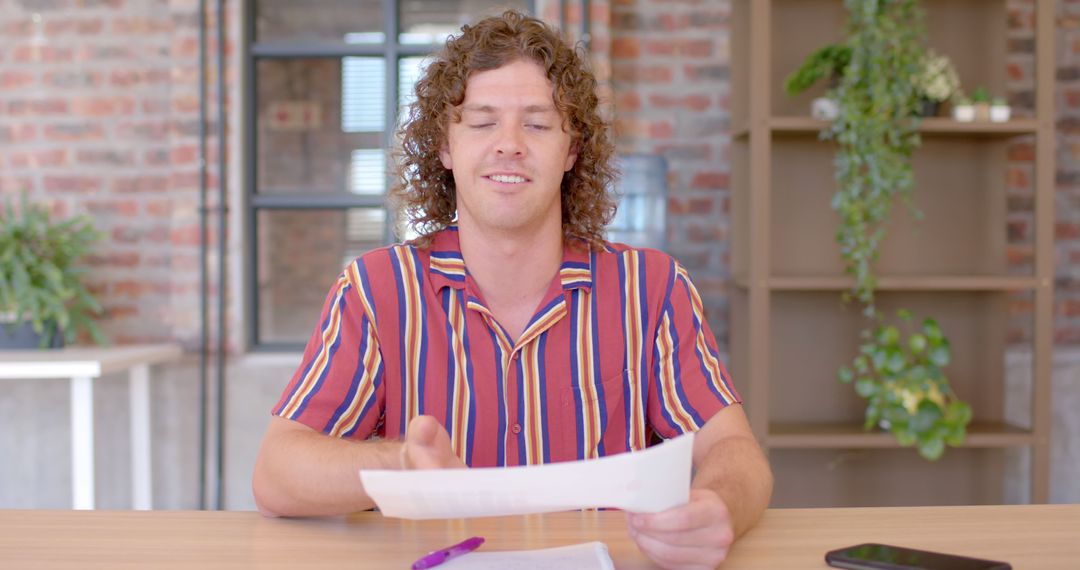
[824,543,1012,570]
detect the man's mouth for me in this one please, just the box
[486,174,530,184]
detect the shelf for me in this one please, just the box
[733,275,1039,291]
[732,117,1039,139]
[767,421,1035,449]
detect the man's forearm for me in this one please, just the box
[691,433,773,537]
[252,417,401,517]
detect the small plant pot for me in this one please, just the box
[973,102,991,121]
[0,318,63,349]
[989,104,1011,123]
[917,99,940,117]
[952,104,975,122]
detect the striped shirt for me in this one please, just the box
[273,227,741,467]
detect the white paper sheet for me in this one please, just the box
[439,541,614,570]
[359,432,693,519]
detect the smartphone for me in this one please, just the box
[825,543,1011,570]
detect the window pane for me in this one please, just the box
[256,0,384,43]
[398,56,427,113]
[398,0,530,44]
[256,208,387,344]
[256,58,384,195]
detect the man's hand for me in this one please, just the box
[626,488,735,570]
[401,415,466,469]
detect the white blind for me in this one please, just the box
[342,57,386,133]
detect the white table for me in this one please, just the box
[0,344,183,510]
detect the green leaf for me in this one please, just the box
[908,333,927,354]
[928,345,950,367]
[917,437,945,461]
[839,366,855,383]
[855,378,877,398]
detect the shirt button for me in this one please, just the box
[511,352,520,361]
[511,423,522,434]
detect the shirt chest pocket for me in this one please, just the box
[550,370,627,461]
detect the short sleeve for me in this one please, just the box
[272,262,385,440]
[648,261,741,439]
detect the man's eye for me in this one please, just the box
[469,123,494,129]
[527,124,551,131]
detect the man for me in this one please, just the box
[253,10,772,569]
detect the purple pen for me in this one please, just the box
[411,536,485,570]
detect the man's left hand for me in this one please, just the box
[626,488,735,570]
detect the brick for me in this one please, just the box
[171,223,203,246]
[144,199,174,218]
[1007,167,1030,188]
[1057,221,1080,239]
[1008,142,1036,162]
[615,91,641,113]
[44,18,105,35]
[71,96,137,117]
[0,71,35,90]
[85,251,140,268]
[112,17,173,35]
[171,145,199,165]
[43,176,101,193]
[43,123,105,142]
[684,64,729,81]
[1007,218,1028,241]
[144,148,171,166]
[612,63,674,83]
[691,171,730,189]
[9,149,69,168]
[7,99,69,116]
[114,175,169,193]
[85,199,139,217]
[77,149,137,167]
[644,39,713,58]
[649,120,675,139]
[43,70,105,89]
[611,37,640,59]
[112,225,171,244]
[13,45,74,63]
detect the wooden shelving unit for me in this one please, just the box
[730,0,1055,507]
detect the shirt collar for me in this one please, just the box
[426,226,594,293]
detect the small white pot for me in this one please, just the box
[990,105,1011,123]
[952,104,975,122]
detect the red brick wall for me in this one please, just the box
[610,0,733,345]
[0,0,232,348]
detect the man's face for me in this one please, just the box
[440,59,578,238]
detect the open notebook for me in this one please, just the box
[439,542,614,570]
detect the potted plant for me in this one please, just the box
[784,43,852,121]
[971,87,991,121]
[990,96,1011,122]
[911,50,961,117]
[0,194,107,349]
[952,94,975,122]
[825,0,972,459]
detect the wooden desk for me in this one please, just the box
[0,344,182,510]
[0,505,1076,568]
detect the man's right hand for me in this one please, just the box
[401,415,466,469]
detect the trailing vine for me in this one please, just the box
[823,0,972,460]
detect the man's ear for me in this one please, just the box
[439,145,453,170]
[563,143,579,172]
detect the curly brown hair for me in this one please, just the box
[391,10,617,250]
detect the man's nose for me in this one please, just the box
[495,124,526,157]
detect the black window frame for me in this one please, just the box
[243,0,538,351]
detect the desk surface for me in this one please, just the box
[0,343,182,378]
[1,504,1077,568]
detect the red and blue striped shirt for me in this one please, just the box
[273,227,740,467]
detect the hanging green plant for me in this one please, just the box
[822,0,972,460]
